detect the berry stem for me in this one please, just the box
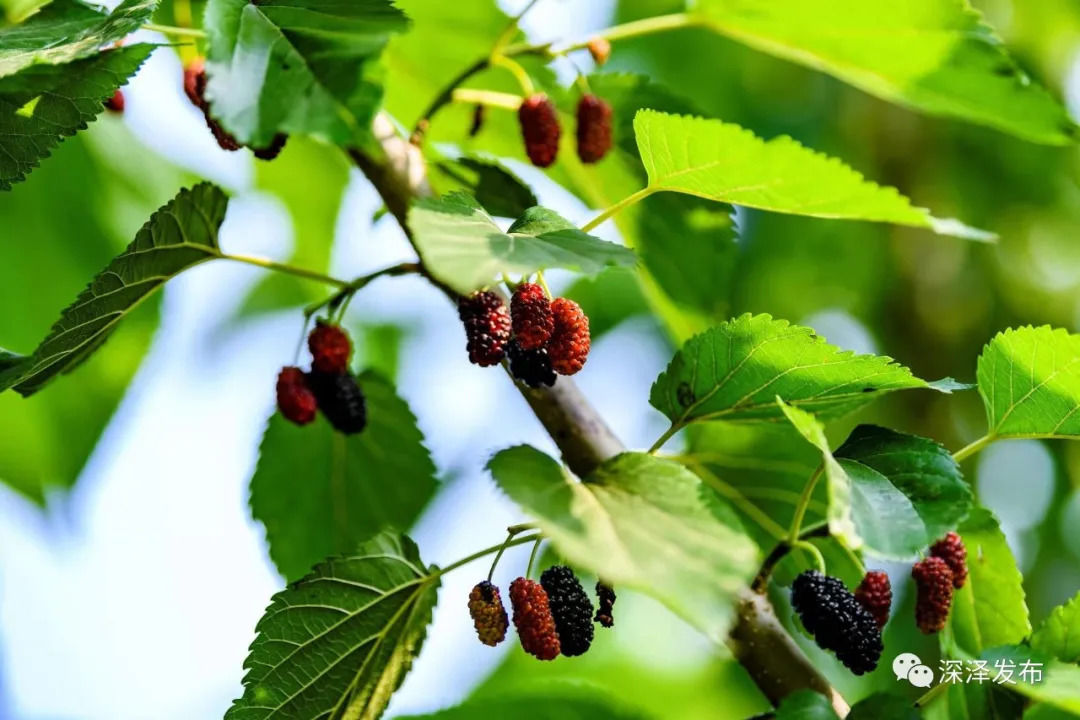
[487,526,531,582]
[534,270,552,298]
[436,533,543,578]
[788,465,824,545]
[451,88,522,110]
[951,433,993,462]
[142,23,206,38]
[303,262,422,318]
[792,540,827,574]
[581,187,657,233]
[490,54,535,96]
[526,536,544,578]
[220,252,349,288]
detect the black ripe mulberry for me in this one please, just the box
[913,556,954,634]
[509,577,560,660]
[458,291,511,367]
[791,570,883,675]
[576,94,613,164]
[594,581,616,628]
[510,283,553,350]
[276,367,317,425]
[104,89,125,113]
[308,320,352,374]
[468,581,508,647]
[540,565,594,657]
[253,133,288,161]
[930,531,968,589]
[854,571,892,630]
[518,94,560,168]
[548,298,590,375]
[507,340,556,388]
[308,371,367,434]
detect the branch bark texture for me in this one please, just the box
[352,111,847,715]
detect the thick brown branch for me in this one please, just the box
[350,110,846,715]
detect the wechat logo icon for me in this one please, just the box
[894,653,934,688]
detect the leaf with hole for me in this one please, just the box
[226,532,439,720]
[650,313,936,436]
[204,0,409,147]
[633,110,992,240]
[976,326,1080,440]
[8,182,228,396]
[251,371,438,582]
[0,44,153,190]
[0,0,155,77]
[409,192,635,295]
[487,446,758,642]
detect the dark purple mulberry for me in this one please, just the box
[307,371,367,435]
[458,291,511,367]
[540,565,594,657]
[791,570,883,675]
[507,340,556,388]
[594,581,616,628]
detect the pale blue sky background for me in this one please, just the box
[0,1,1073,718]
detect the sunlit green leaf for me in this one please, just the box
[9,182,227,396]
[948,508,1031,657]
[976,326,1080,440]
[692,0,1077,145]
[1031,591,1080,664]
[0,44,152,190]
[250,371,438,582]
[408,192,635,295]
[0,0,155,76]
[204,0,408,147]
[226,532,439,720]
[650,313,934,434]
[487,446,758,642]
[634,109,991,240]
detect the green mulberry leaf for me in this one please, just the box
[1031,591,1080,664]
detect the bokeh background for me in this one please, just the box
[1,0,1079,718]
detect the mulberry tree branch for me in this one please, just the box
[349,111,847,716]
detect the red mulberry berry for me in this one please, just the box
[511,283,553,350]
[307,371,367,434]
[458,291,511,367]
[253,133,288,161]
[913,556,954,634]
[854,571,892,630]
[540,565,594,656]
[276,367,317,426]
[791,570,883,675]
[930,531,967,589]
[509,577,560,660]
[518,94,560,168]
[308,320,352,374]
[548,298,590,375]
[587,37,611,66]
[507,340,556,388]
[576,95,612,164]
[468,581,508,647]
[104,89,125,113]
[182,60,241,152]
[594,581,616,628]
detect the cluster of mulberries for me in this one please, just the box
[505,283,590,387]
[791,570,883,675]
[930,531,968,589]
[468,566,612,660]
[516,92,613,167]
[183,58,287,159]
[275,321,366,434]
